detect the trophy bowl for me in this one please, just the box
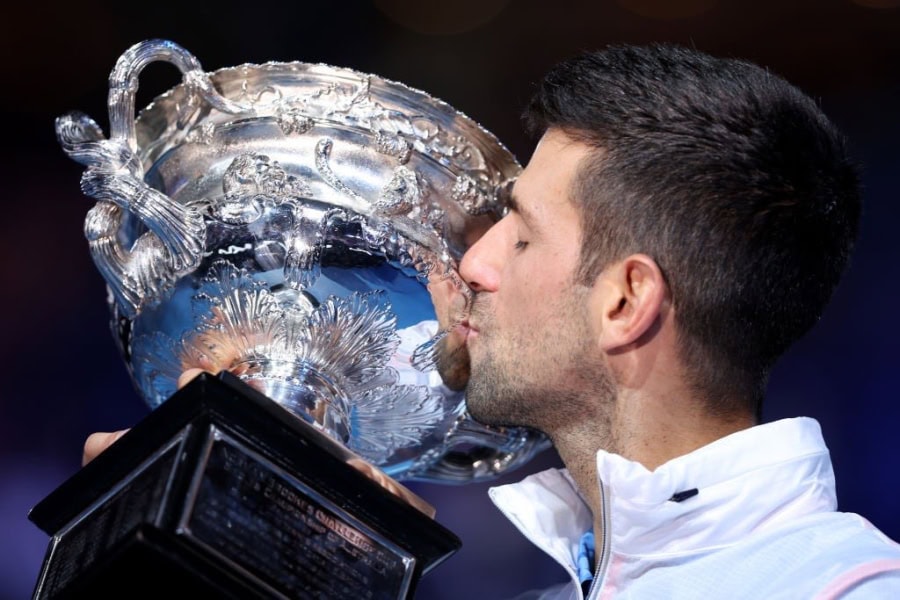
[29,40,549,599]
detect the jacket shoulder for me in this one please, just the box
[760,512,900,597]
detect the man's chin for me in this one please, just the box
[465,402,526,430]
[463,379,516,427]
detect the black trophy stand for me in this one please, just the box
[29,372,461,599]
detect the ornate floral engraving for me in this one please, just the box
[451,172,499,216]
[219,71,498,180]
[375,131,412,164]
[350,384,443,464]
[276,106,314,135]
[131,260,441,464]
[376,166,421,216]
[216,152,312,224]
[223,152,311,202]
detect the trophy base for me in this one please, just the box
[29,372,461,599]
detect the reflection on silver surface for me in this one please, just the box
[57,39,549,482]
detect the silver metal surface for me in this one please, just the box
[57,39,549,483]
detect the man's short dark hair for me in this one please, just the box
[524,44,861,416]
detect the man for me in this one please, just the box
[443,44,900,598]
[86,45,900,597]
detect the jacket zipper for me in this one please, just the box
[584,480,611,600]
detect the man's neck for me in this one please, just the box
[548,396,755,542]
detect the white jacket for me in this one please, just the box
[489,418,900,599]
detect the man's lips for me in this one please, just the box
[458,319,478,338]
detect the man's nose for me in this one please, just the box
[459,222,503,293]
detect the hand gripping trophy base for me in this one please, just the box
[29,372,459,599]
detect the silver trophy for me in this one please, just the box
[29,40,548,599]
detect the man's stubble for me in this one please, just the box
[464,285,616,441]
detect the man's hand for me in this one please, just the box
[82,430,129,466]
[80,369,431,515]
[81,367,210,466]
[345,458,434,516]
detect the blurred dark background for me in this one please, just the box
[1,1,898,598]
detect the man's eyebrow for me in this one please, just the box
[505,191,537,227]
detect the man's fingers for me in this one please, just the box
[346,457,431,515]
[177,368,207,389]
[82,430,129,466]
[80,366,225,469]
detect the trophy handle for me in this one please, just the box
[412,413,552,483]
[55,40,248,316]
[107,39,250,154]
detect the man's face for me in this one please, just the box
[456,130,610,432]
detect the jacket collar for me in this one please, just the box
[489,418,836,572]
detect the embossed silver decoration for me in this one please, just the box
[57,39,548,482]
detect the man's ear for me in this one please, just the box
[592,254,668,353]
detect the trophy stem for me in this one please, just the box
[237,359,352,444]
